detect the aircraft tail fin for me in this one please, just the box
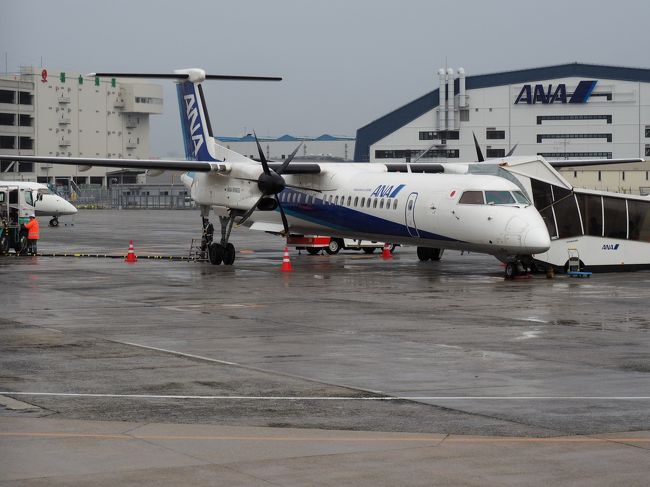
[175,77,217,161]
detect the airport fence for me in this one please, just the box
[66,184,193,209]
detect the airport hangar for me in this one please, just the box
[354,63,650,195]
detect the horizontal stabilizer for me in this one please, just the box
[89,72,281,82]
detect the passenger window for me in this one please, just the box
[603,196,627,239]
[393,199,398,210]
[366,198,371,208]
[628,199,650,241]
[373,199,378,208]
[459,191,484,204]
[531,179,558,238]
[354,197,358,207]
[334,195,339,205]
[408,200,413,210]
[485,191,515,205]
[360,197,365,207]
[347,196,351,206]
[379,199,384,209]
[576,193,603,237]
[554,192,582,239]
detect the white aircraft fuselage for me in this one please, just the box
[184,163,550,257]
[0,180,77,219]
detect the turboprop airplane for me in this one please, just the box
[0,69,551,276]
[0,180,77,226]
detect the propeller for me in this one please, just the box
[506,144,518,157]
[472,133,484,162]
[472,132,518,160]
[236,133,313,234]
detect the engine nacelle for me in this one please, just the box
[257,197,278,211]
[146,169,165,177]
[78,165,92,172]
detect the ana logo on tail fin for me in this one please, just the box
[183,92,204,157]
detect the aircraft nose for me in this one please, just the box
[67,201,78,214]
[523,226,551,254]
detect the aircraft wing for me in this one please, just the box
[384,163,445,173]
[547,158,645,168]
[0,154,228,173]
[266,162,321,174]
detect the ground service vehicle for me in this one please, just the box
[0,185,31,255]
[286,235,396,255]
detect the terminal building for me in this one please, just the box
[355,63,650,194]
[0,66,162,187]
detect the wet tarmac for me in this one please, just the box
[1,210,650,485]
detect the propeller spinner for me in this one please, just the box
[236,133,304,234]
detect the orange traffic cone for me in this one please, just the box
[381,243,393,260]
[280,246,292,272]
[125,240,137,263]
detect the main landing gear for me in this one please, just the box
[417,247,444,261]
[201,207,236,266]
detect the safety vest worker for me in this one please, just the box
[24,215,39,255]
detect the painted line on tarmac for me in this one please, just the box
[3,392,650,401]
[1,431,649,443]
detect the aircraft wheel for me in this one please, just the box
[416,247,431,261]
[325,239,342,255]
[362,247,376,254]
[49,217,59,227]
[306,248,321,255]
[431,248,444,261]
[0,235,9,255]
[505,262,517,278]
[222,243,236,265]
[208,242,223,265]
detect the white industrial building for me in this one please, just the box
[0,66,162,187]
[218,134,355,162]
[355,63,650,194]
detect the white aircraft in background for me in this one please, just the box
[0,69,551,276]
[0,180,77,226]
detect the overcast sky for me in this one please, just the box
[2,0,649,157]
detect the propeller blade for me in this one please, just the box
[506,143,518,157]
[275,196,290,235]
[472,133,484,162]
[285,183,322,193]
[276,142,303,175]
[236,195,264,227]
[253,132,270,175]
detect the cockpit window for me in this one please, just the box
[512,190,530,205]
[485,191,515,205]
[24,190,33,206]
[459,191,484,204]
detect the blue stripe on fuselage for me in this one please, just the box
[278,189,458,242]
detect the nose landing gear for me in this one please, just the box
[49,217,59,227]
